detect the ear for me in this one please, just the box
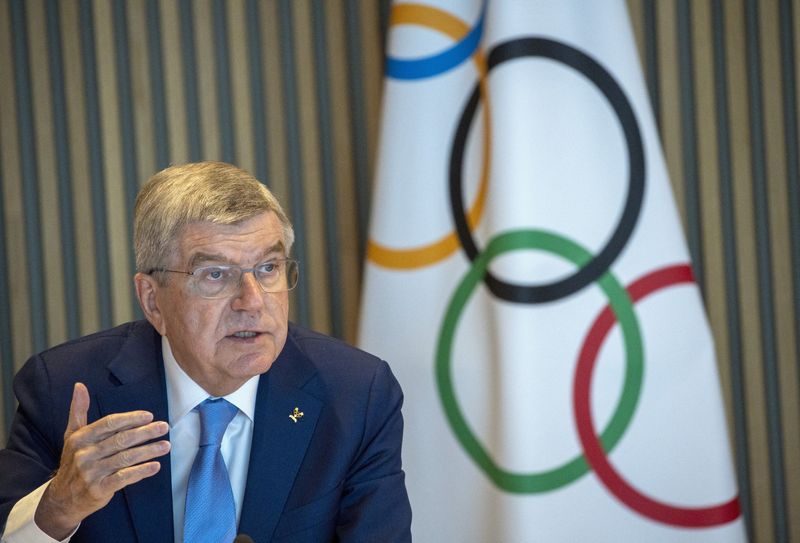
[134,272,167,335]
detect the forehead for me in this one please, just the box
[175,212,285,263]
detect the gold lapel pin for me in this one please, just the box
[289,407,304,423]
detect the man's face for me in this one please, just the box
[135,211,290,396]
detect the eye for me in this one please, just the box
[196,266,231,282]
[256,261,280,276]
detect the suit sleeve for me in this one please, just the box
[335,360,412,542]
[0,355,64,531]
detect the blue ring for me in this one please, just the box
[386,6,484,80]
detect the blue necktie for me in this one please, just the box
[184,398,239,543]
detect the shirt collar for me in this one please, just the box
[162,336,259,425]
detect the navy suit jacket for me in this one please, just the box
[0,321,412,542]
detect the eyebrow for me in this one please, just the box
[187,252,229,269]
[186,241,287,269]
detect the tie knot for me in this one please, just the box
[196,398,238,446]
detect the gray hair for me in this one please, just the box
[134,161,294,274]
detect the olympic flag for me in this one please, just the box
[358,1,747,541]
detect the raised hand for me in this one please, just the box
[34,382,171,540]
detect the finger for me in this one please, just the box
[93,421,170,460]
[100,439,171,473]
[65,383,90,436]
[70,410,156,448]
[101,460,163,494]
[69,421,169,479]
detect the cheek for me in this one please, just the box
[178,311,225,363]
[273,293,290,321]
[273,299,290,348]
[162,297,222,343]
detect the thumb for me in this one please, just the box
[65,382,90,436]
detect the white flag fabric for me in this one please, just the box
[358,1,747,541]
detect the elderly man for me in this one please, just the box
[0,162,411,542]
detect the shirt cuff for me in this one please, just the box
[2,480,79,543]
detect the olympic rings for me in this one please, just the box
[574,264,741,527]
[367,4,492,269]
[450,37,645,303]
[436,229,644,493]
[378,4,740,526]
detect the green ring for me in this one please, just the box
[435,229,644,493]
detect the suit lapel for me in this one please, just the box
[238,336,323,542]
[94,322,174,543]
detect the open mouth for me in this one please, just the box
[230,331,260,339]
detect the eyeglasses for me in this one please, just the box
[148,258,299,299]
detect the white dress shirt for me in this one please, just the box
[164,336,259,543]
[2,336,259,543]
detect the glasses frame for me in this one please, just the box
[147,258,299,299]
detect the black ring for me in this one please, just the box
[449,37,645,303]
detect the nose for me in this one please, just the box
[231,270,265,312]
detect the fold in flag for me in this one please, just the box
[359,1,747,541]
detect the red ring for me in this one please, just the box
[573,264,741,527]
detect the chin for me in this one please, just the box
[232,352,275,378]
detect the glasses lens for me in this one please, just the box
[254,259,299,293]
[191,265,238,298]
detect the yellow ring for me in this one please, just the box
[367,4,490,269]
